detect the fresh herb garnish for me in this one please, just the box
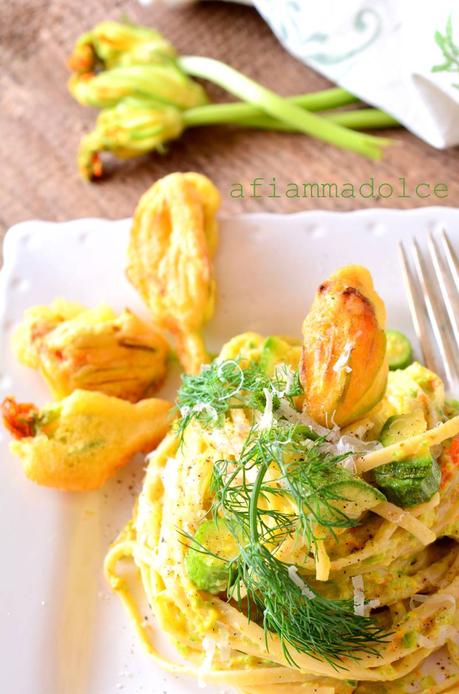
[212,423,357,547]
[179,357,389,666]
[185,431,388,667]
[230,459,387,668]
[176,358,301,436]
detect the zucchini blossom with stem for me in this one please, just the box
[69,63,208,110]
[69,20,394,172]
[126,172,220,374]
[78,96,395,180]
[78,97,184,179]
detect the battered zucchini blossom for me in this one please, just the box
[13,299,169,402]
[301,265,388,427]
[127,172,220,374]
[2,391,172,491]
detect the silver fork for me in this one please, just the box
[399,230,459,396]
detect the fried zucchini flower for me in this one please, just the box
[13,299,169,402]
[78,98,184,179]
[2,391,172,491]
[301,265,388,428]
[69,64,208,110]
[68,20,177,73]
[127,172,220,374]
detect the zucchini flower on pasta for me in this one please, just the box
[67,20,176,73]
[69,64,208,109]
[78,98,184,179]
[13,300,169,402]
[127,172,220,374]
[301,265,388,428]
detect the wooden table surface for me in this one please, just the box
[2,0,459,257]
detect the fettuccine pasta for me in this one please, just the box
[105,266,459,694]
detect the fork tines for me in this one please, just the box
[399,230,459,395]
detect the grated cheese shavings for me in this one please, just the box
[287,565,315,599]
[332,342,353,374]
[352,575,365,617]
[272,364,295,398]
[277,400,330,437]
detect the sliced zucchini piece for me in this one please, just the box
[306,463,385,522]
[325,479,385,519]
[386,329,413,370]
[375,413,440,507]
[186,518,238,594]
[374,453,441,507]
[380,411,426,446]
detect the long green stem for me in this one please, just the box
[179,55,390,159]
[182,88,358,126]
[313,109,398,129]
[184,107,399,132]
[233,109,399,132]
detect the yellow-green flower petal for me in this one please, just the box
[78,98,184,179]
[69,63,208,109]
[68,20,176,73]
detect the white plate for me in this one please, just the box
[1,208,458,694]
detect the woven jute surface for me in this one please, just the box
[1,0,459,251]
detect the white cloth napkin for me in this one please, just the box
[254,0,459,148]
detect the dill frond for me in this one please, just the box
[176,358,301,436]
